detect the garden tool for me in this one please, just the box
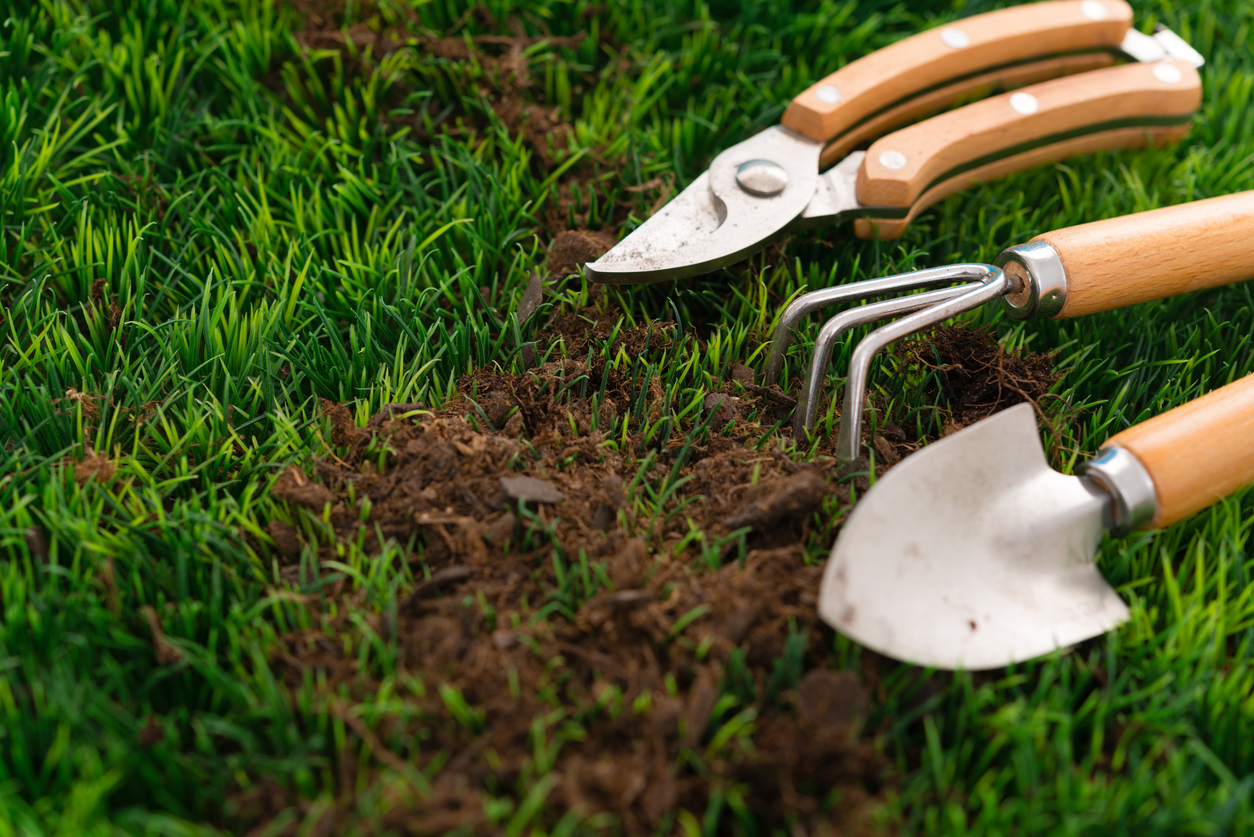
[818,373,1254,670]
[584,0,1204,284]
[765,191,1254,461]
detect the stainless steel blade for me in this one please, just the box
[1120,26,1205,68]
[585,127,823,283]
[795,151,869,227]
[819,404,1129,670]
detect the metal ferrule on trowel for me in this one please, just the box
[765,192,1254,462]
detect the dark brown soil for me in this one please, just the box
[898,325,1060,430]
[281,0,645,269]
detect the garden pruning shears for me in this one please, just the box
[585,0,1204,284]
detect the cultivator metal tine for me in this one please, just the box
[764,263,1010,449]
[763,264,1004,387]
[792,283,982,437]
[833,270,1011,463]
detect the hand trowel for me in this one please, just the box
[819,374,1254,670]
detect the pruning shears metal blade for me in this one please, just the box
[585,127,824,284]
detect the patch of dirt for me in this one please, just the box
[537,310,674,362]
[279,1,596,183]
[243,312,1067,833]
[287,0,406,54]
[409,17,629,239]
[898,326,1059,429]
[282,1,630,256]
[242,313,896,833]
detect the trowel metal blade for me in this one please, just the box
[819,404,1130,670]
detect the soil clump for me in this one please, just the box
[547,229,618,275]
[899,325,1060,428]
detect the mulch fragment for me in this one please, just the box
[797,668,869,727]
[272,465,335,508]
[499,474,564,504]
[267,520,302,557]
[547,229,617,275]
[74,447,115,486]
[721,470,831,533]
[141,606,183,666]
[137,716,165,749]
[24,526,48,562]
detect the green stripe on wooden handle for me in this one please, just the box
[854,61,1201,212]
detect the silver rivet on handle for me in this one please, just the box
[1153,62,1183,83]
[878,150,907,170]
[940,27,970,48]
[1009,92,1039,114]
[815,84,842,105]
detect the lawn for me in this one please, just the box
[2,0,1254,834]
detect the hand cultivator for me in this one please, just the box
[768,192,1254,461]
[586,0,1204,283]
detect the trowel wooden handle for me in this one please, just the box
[1109,375,1254,528]
[1034,192,1254,318]
[853,60,1201,217]
[783,0,1132,143]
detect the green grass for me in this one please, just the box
[2,0,1254,834]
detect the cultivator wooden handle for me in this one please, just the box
[1030,191,1254,318]
[851,60,1201,239]
[784,0,1132,144]
[1107,374,1254,527]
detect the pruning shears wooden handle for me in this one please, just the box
[786,0,1134,153]
[853,60,1201,239]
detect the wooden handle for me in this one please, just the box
[1108,375,1254,528]
[818,52,1116,170]
[783,0,1132,143]
[851,123,1191,240]
[1029,192,1254,318]
[853,61,1201,216]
